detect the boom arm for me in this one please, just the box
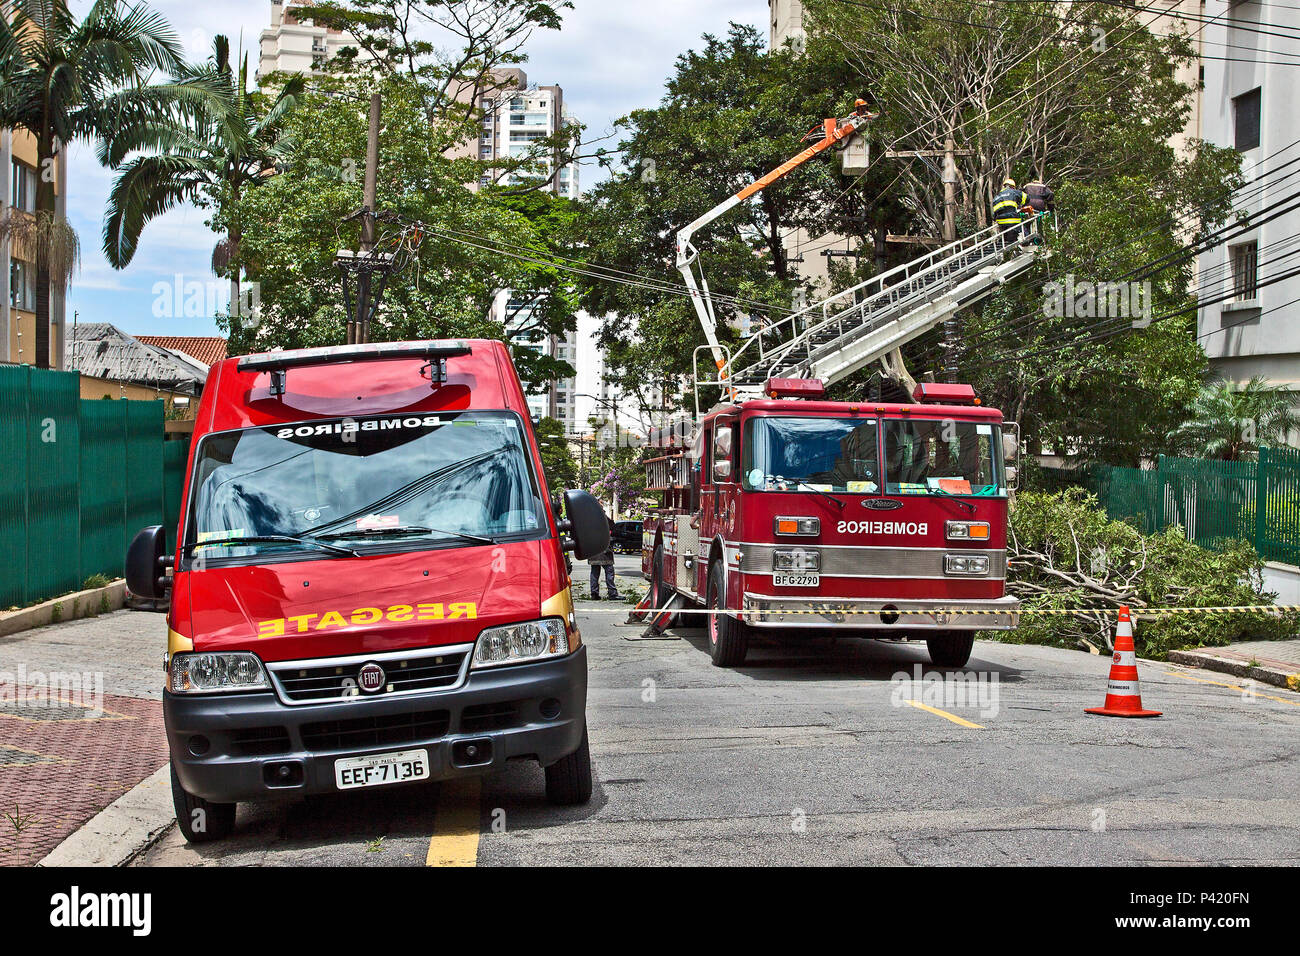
[675,101,879,379]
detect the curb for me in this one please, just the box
[38,764,174,867]
[0,580,127,638]
[1167,649,1300,692]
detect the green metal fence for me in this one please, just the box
[0,365,188,608]
[1039,448,1300,566]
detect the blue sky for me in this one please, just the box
[66,0,768,338]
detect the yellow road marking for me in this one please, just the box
[426,776,482,867]
[1164,670,1300,707]
[904,699,985,729]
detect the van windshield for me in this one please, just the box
[742,417,880,493]
[185,412,545,562]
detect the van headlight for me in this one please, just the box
[170,652,270,694]
[472,618,569,669]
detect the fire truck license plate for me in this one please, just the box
[335,749,430,790]
[773,572,820,587]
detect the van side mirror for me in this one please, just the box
[1002,422,1021,492]
[558,489,610,560]
[126,525,171,600]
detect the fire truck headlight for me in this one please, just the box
[944,554,990,576]
[169,652,270,694]
[472,618,569,669]
[772,549,821,571]
[945,520,990,541]
[775,516,820,536]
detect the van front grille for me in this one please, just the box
[268,647,470,704]
[300,709,451,752]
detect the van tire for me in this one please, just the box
[706,561,749,667]
[170,762,236,843]
[545,724,593,805]
[926,631,975,668]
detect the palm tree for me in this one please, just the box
[0,0,184,368]
[1169,377,1300,461]
[101,35,304,320]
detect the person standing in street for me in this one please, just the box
[588,521,620,600]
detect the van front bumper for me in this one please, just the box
[740,594,1020,631]
[165,646,587,804]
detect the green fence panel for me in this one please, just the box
[25,368,81,602]
[0,366,31,606]
[1258,446,1300,565]
[78,399,128,582]
[162,439,190,552]
[124,402,166,553]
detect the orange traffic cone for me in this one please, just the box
[1085,606,1161,717]
[626,589,653,624]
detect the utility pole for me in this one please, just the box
[339,93,394,346]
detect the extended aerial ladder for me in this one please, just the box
[675,101,1040,402]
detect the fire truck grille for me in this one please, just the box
[300,709,451,752]
[269,649,469,704]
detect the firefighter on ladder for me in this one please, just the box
[1023,177,1055,242]
[992,177,1028,248]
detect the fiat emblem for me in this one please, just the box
[357,662,387,694]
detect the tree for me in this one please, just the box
[222,75,578,391]
[801,0,1244,464]
[575,23,911,408]
[1168,377,1300,461]
[534,416,575,494]
[0,0,185,368]
[101,34,304,317]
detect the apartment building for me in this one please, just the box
[1196,0,1300,387]
[258,0,358,78]
[1,127,67,367]
[465,68,580,198]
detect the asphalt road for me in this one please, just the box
[137,553,1300,866]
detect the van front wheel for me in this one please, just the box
[545,724,593,805]
[170,762,236,843]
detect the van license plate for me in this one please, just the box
[773,572,819,587]
[335,749,430,790]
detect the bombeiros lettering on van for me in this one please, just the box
[275,416,442,439]
[836,520,929,536]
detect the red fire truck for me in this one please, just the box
[126,340,609,842]
[642,378,1019,667]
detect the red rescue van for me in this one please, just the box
[126,340,608,842]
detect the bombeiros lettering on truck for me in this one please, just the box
[836,520,930,536]
[125,340,611,844]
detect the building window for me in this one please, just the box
[10,258,35,310]
[1233,87,1261,151]
[1230,241,1258,301]
[10,160,37,213]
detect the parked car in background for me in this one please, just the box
[611,520,643,553]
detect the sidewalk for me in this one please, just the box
[0,609,169,865]
[1168,637,1300,692]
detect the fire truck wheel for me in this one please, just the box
[706,561,749,667]
[545,723,593,805]
[651,541,667,608]
[170,762,236,843]
[926,631,975,668]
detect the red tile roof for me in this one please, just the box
[135,335,228,368]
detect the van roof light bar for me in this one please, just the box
[238,341,472,397]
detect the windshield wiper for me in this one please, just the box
[927,486,977,514]
[184,534,360,558]
[320,525,496,545]
[795,480,846,510]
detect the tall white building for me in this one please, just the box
[258,0,358,79]
[1195,0,1300,388]
[468,69,580,198]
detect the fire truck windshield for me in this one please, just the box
[882,418,1005,497]
[742,417,880,493]
[184,411,544,563]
